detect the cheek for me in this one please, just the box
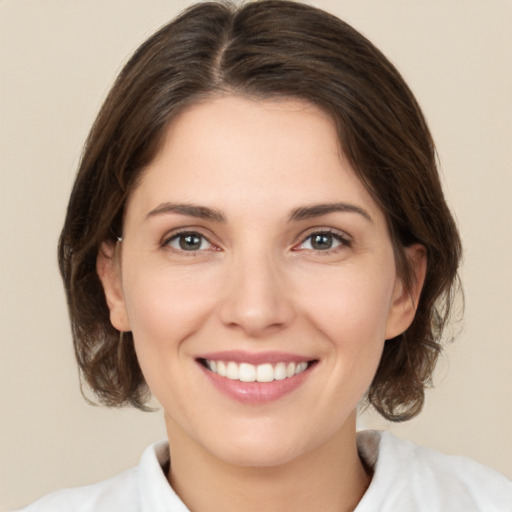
[296,263,395,387]
[122,265,220,352]
[121,266,222,407]
[298,263,395,339]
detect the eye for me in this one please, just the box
[165,231,213,252]
[295,231,349,252]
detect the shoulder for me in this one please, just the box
[16,467,139,512]
[356,430,512,512]
[15,440,189,512]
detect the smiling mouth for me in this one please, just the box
[198,359,317,383]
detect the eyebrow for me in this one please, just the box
[288,203,372,223]
[146,202,226,222]
[145,201,372,224]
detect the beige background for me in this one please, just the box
[1,0,511,509]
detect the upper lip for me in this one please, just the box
[196,350,315,365]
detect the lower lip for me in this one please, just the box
[198,362,315,404]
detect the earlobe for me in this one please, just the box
[96,241,131,332]
[385,244,427,340]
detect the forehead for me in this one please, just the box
[126,95,385,225]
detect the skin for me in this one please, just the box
[98,95,426,512]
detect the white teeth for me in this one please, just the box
[226,362,239,380]
[274,362,287,380]
[204,359,310,382]
[295,362,308,374]
[239,362,256,382]
[256,363,274,383]
[217,361,226,377]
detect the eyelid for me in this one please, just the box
[292,227,352,251]
[158,225,351,253]
[160,227,221,251]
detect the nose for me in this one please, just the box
[218,250,296,338]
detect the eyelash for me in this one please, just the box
[162,229,217,254]
[293,229,352,254]
[161,228,351,255]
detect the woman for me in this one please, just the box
[19,1,512,510]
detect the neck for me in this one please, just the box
[165,412,371,512]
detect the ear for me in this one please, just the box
[96,241,131,332]
[385,244,427,340]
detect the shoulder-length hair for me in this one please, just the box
[59,0,461,421]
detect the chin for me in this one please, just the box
[200,419,322,469]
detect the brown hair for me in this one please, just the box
[59,0,461,421]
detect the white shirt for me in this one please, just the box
[18,431,512,512]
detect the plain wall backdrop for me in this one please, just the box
[1,0,511,509]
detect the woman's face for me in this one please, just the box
[99,95,420,467]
